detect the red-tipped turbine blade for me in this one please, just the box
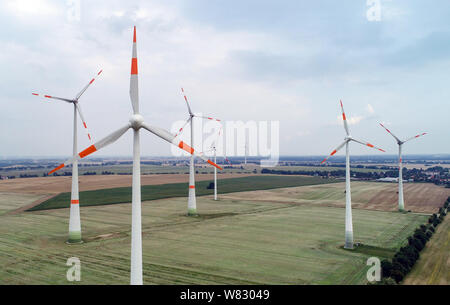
[321,141,347,164]
[31,93,72,103]
[379,123,401,142]
[75,69,103,100]
[340,100,350,136]
[351,138,385,152]
[404,132,427,143]
[181,88,193,115]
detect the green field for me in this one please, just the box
[270,165,387,173]
[0,185,427,284]
[29,175,338,211]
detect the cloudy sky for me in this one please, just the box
[1,0,449,158]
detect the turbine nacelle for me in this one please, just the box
[129,114,144,130]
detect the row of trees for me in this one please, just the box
[379,197,449,284]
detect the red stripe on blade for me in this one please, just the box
[71,200,79,204]
[178,141,194,154]
[330,150,337,156]
[133,26,136,42]
[207,160,223,170]
[367,143,374,148]
[49,163,64,174]
[79,145,97,158]
[44,95,52,98]
[131,58,138,75]
[32,93,39,96]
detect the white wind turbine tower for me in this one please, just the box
[379,123,427,211]
[204,126,231,201]
[321,100,385,249]
[49,27,222,284]
[33,69,102,244]
[177,88,221,215]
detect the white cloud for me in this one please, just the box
[4,0,60,18]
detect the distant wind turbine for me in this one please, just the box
[177,88,221,215]
[49,27,222,284]
[379,123,427,211]
[321,100,385,249]
[33,69,102,244]
[204,126,232,201]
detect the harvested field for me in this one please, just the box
[29,176,338,211]
[0,194,427,284]
[403,215,449,285]
[0,173,253,195]
[220,181,450,214]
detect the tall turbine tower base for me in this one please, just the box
[67,105,82,244]
[187,155,197,215]
[344,231,354,249]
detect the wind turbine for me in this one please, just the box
[49,27,222,284]
[321,100,385,249]
[204,126,231,201]
[177,88,221,215]
[379,123,427,211]
[32,69,102,244]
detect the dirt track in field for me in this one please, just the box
[0,173,254,195]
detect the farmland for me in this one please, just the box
[0,188,427,284]
[28,175,338,211]
[220,181,450,214]
[0,171,447,285]
[403,215,449,285]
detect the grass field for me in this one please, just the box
[403,215,449,285]
[29,175,338,211]
[220,181,450,214]
[0,190,427,284]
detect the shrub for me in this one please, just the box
[390,269,405,283]
[381,260,393,278]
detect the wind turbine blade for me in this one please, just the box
[31,93,72,103]
[48,124,131,174]
[321,141,347,164]
[403,132,427,143]
[193,115,221,122]
[211,125,223,149]
[75,69,103,100]
[75,103,93,142]
[340,100,350,136]
[379,123,401,142]
[48,159,73,175]
[351,138,385,152]
[174,117,191,138]
[181,88,193,115]
[141,123,223,170]
[130,26,139,114]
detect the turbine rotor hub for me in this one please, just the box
[129,114,144,129]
